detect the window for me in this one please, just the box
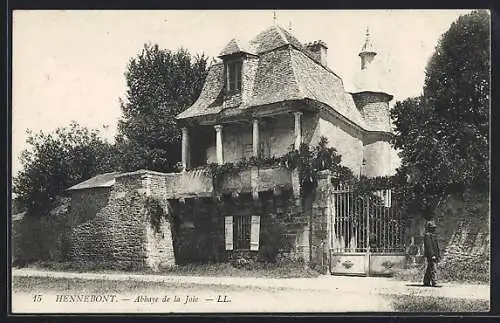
[234,215,251,250]
[225,215,260,251]
[226,61,242,93]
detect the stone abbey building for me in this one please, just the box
[65,24,404,274]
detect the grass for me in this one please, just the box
[391,262,490,285]
[12,276,286,294]
[386,294,490,312]
[21,260,320,279]
[158,262,320,278]
[13,276,489,313]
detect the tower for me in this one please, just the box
[359,27,377,70]
[352,27,396,178]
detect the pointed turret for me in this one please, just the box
[352,27,397,178]
[359,27,377,70]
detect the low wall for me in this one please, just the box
[69,170,176,271]
[69,189,149,270]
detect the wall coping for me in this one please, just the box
[115,169,176,179]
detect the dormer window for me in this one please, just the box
[226,60,242,93]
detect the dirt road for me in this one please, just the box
[10,268,490,313]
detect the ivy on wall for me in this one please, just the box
[201,136,397,198]
[144,196,171,233]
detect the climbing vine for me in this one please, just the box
[351,175,401,197]
[145,196,171,233]
[202,136,394,197]
[206,154,293,193]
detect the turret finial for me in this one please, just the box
[359,25,377,70]
[288,21,292,32]
[360,25,376,55]
[273,11,277,25]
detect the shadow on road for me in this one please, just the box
[405,283,442,288]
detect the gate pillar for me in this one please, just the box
[309,170,332,273]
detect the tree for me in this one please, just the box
[390,10,490,216]
[13,122,119,216]
[117,44,208,172]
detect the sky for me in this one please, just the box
[12,9,472,177]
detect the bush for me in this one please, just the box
[392,257,489,284]
[438,254,489,283]
[12,200,72,266]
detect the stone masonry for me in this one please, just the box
[69,170,175,271]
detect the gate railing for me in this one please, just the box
[330,186,404,254]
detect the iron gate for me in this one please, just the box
[328,186,406,276]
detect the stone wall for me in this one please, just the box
[169,189,309,264]
[403,192,489,278]
[308,171,333,272]
[352,92,392,132]
[69,178,147,269]
[434,192,489,278]
[142,171,176,269]
[70,188,111,225]
[69,170,175,271]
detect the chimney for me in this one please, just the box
[305,40,328,66]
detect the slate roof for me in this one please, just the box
[249,25,304,54]
[67,172,121,191]
[177,63,225,119]
[219,38,257,57]
[177,24,385,131]
[288,48,366,128]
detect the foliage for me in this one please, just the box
[390,10,490,216]
[205,155,288,192]
[12,197,72,266]
[13,122,119,216]
[145,196,170,233]
[205,136,398,199]
[392,256,489,285]
[206,136,356,197]
[117,44,208,173]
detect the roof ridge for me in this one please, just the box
[274,25,289,45]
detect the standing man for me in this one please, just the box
[423,220,440,287]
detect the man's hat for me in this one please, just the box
[426,221,437,229]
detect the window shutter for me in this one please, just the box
[225,216,233,250]
[250,215,260,251]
